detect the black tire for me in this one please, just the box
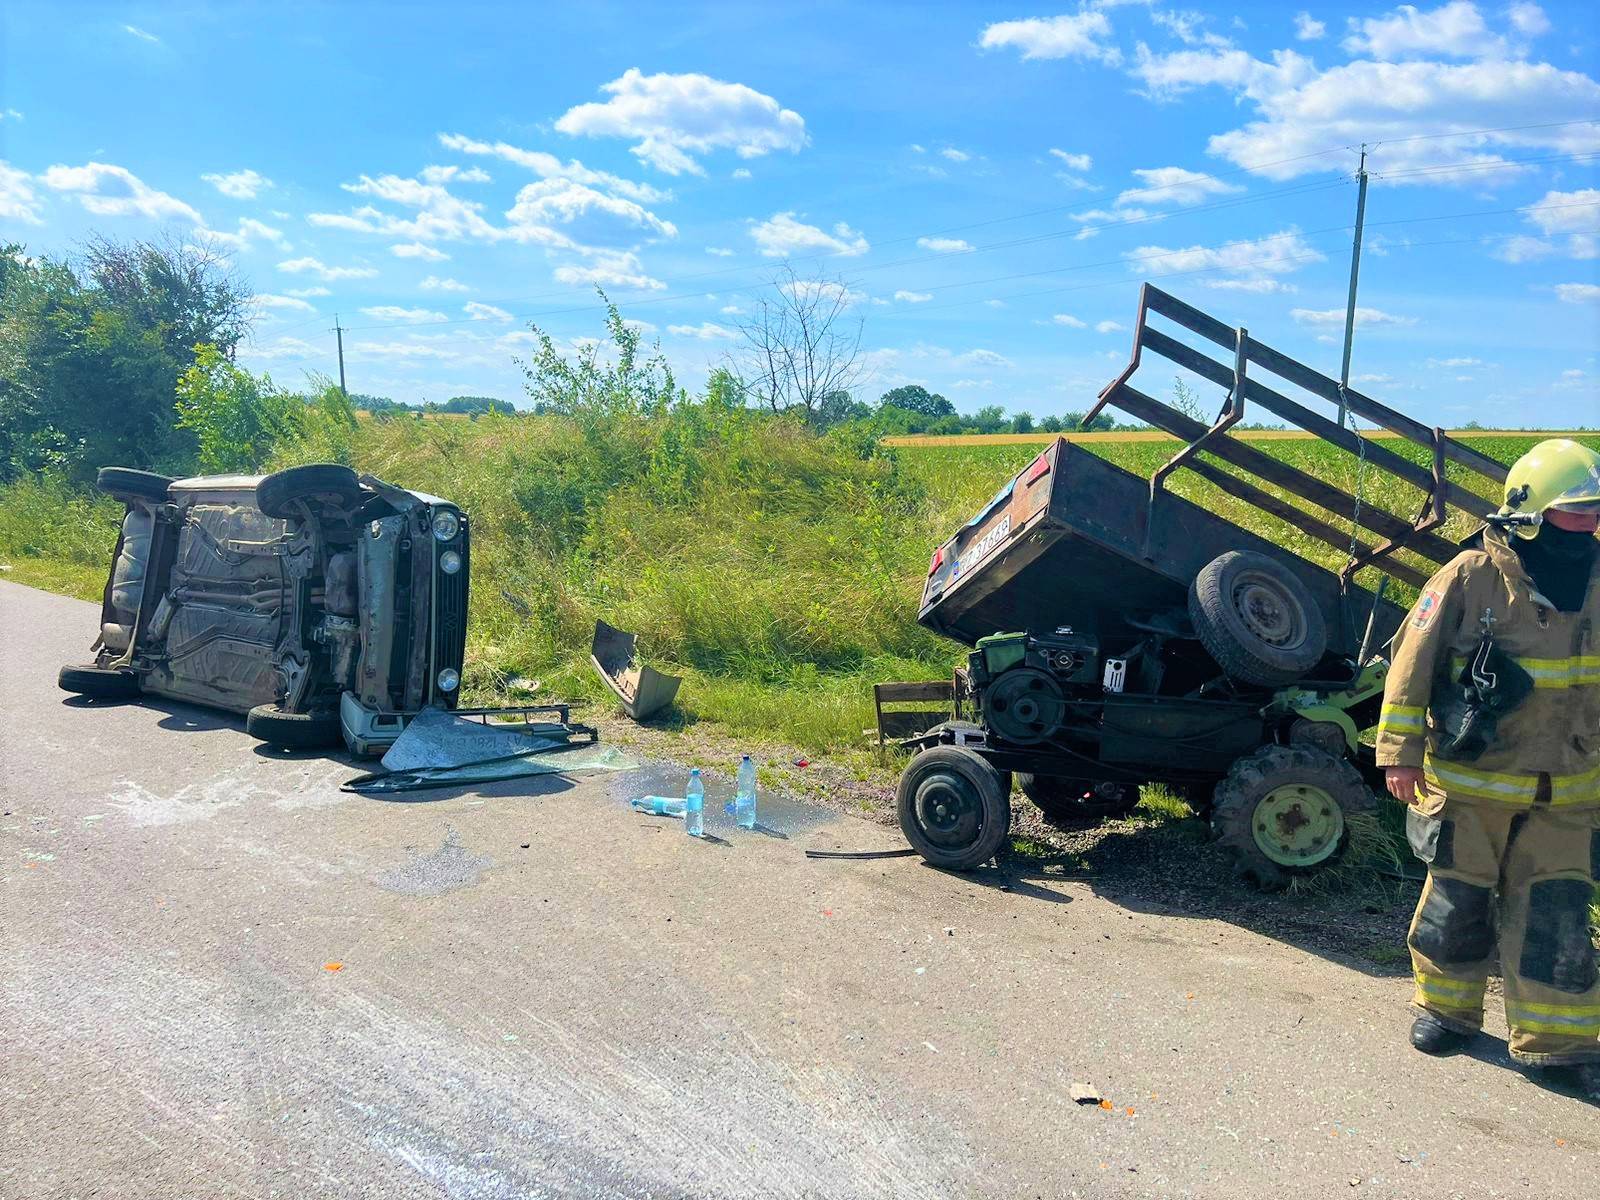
[1211,743,1374,891]
[896,745,1011,870]
[256,464,361,519]
[96,467,173,504]
[1189,551,1327,688]
[58,663,141,699]
[1018,773,1141,821]
[246,703,343,750]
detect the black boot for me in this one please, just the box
[1410,1014,1471,1055]
[1573,1063,1600,1101]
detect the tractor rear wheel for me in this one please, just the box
[1211,743,1374,891]
[897,745,1011,870]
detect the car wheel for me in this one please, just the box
[95,467,173,504]
[896,745,1011,871]
[246,704,343,750]
[1018,773,1141,821]
[1189,550,1327,687]
[1211,743,1374,891]
[58,664,141,699]
[255,464,362,518]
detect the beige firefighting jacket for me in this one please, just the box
[1376,528,1600,809]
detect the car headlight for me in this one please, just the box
[437,668,459,692]
[439,549,462,575]
[431,509,459,542]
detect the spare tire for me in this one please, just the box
[256,464,361,519]
[1189,550,1327,687]
[58,664,141,699]
[246,704,343,750]
[96,467,173,504]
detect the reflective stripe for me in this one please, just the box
[1450,652,1600,690]
[1379,703,1426,735]
[1415,972,1485,1011]
[1505,1010,1600,1036]
[1423,758,1600,808]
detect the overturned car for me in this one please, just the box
[58,463,469,755]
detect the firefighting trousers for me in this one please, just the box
[1406,792,1600,1065]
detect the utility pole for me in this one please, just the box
[1337,145,1370,424]
[332,315,347,397]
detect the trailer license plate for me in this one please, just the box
[955,513,1012,579]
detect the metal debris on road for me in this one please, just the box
[1070,1083,1102,1105]
[591,620,681,721]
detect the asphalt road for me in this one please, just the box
[2,580,1593,1199]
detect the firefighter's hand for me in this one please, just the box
[1385,766,1428,803]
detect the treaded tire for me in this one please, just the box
[256,464,361,519]
[1019,773,1140,821]
[58,664,141,699]
[246,704,343,750]
[1211,743,1374,891]
[96,467,173,504]
[1189,550,1327,687]
[897,745,1011,870]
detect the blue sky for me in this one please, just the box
[1,1,1597,425]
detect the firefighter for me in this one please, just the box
[1377,437,1600,1095]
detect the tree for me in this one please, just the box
[83,234,251,363]
[175,344,303,472]
[1010,412,1034,434]
[878,384,953,418]
[729,265,863,416]
[971,405,1008,434]
[1038,415,1063,433]
[519,291,681,424]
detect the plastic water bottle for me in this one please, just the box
[684,768,704,838]
[734,755,757,829]
[630,796,685,816]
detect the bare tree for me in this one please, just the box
[729,264,864,416]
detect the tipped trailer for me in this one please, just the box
[896,284,1509,889]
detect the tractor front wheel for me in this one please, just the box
[897,745,1011,871]
[1211,743,1374,891]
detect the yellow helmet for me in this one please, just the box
[1496,438,1600,538]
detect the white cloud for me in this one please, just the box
[312,172,503,244]
[1200,277,1297,293]
[1492,234,1555,263]
[1135,42,1600,186]
[917,236,974,253]
[1523,188,1600,235]
[123,24,159,43]
[978,12,1120,64]
[1293,12,1326,40]
[1353,372,1392,384]
[40,161,202,222]
[391,242,450,261]
[278,256,378,282]
[940,147,971,163]
[1507,2,1551,37]
[420,164,491,185]
[1127,228,1325,285]
[749,212,869,258]
[667,321,737,340]
[1429,356,1483,366]
[554,69,807,176]
[984,299,1006,309]
[0,108,22,121]
[719,304,743,314]
[1049,149,1093,172]
[1096,320,1126,333]
[1341,2,1505,61]
[1555,283,1600,303]
[286,286,330,298]
[201,216,289,252]
[1116,165,1243,208]
[1072,206,1152,225]
[1052,314,1087,328]
[243,336,317,361]
[956,348,1013,369]
[360,306,448,324]
[252,294,315,312]
[351,340,460,361]
[1291,306,1417,327]
[505,177,677,238]
[731,167,753,180]
[436,133,667,204]
[464,301,513,322]
[780,278,866,308]
[551,249,665,290]
[201,169,272,199]
[706,246,735,257]
[0,161,42,224]
[894,290,933,303]
[419,276,469,292]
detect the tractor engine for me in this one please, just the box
[967,630,1103,746]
